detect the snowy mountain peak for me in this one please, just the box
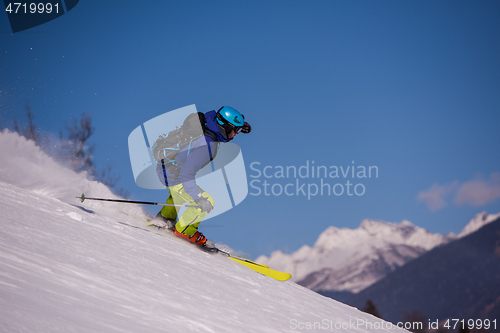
[359,218,385,231]
[314,219,445,252]
[360,218,414,231]
[359,219,416,238]
[458,211,500,238]
[257,218,451,292]
[257,212,500,294]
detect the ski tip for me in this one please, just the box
[227,257,292,281]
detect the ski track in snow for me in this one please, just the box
[0,130,408,332]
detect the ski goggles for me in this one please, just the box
[223,122,243,134]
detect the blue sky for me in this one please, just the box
[1,1,499,259]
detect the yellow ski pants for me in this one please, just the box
[159,183,214,236]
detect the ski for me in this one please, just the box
[146,223,292,281]
[79,196,291,281]
[226,256,291,281]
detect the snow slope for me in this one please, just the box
[0,130,407,333]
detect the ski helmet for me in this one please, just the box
[216,106,245,140]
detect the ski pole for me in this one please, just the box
[77,194,199,208]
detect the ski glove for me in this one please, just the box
[195,198,213,213]
[241,121,251,134]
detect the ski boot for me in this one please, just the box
[148,211,176,231]
[174,229,217,252]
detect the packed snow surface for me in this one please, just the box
[0,130,407,332]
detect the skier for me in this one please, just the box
[150,106,251,250]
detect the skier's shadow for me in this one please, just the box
[70,204,95,214]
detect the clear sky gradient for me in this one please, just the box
[1,1,499,259]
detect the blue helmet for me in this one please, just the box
[216,106,245,140]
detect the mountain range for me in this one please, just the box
[345,216,500,324]
[256,212,500,294]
